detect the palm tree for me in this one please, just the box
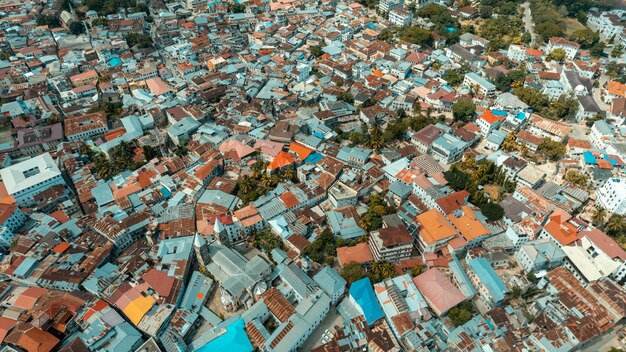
[591,207,608,226]
[238,175,254,194]
[283,168,295,181]
[260,173,275,188]
[605,214,626,236]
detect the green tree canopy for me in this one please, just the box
[537,138,566,161]
[569,27,599,48]
[452,100,476,122]
[480,203,505,221]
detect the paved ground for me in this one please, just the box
[299,307,344,351]
[571,123,589,140]
[593,75,610,111]
[522,2,538,46]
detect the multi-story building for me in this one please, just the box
[389,8,413,27]
[368,224,413,263]
[587,10,626,41]
[596,178,626,215]
[527,114,571,142]
[0,204,27,250]
[378,0,404,14]
[467,258,509,308]
[0,153,66,207]
[546,37,580,60]
[64,111,108,141]
[463,72,496,97]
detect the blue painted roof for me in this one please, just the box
[108,57,122,67]
[515,112,526,120]
[468,258,508,303]
[305,152,324,164]
[349,277,384,325]
[583,151,597,164]
[492,109,507,117]
[195,318,253,352]
[603,154,618,166]
[161,187,172,199]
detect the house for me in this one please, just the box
[575,95,603,122]
[430,133,466,164]
[415,209,459,253]
[328,181,358,208]
[348,278,384,325]
[368,222,413,263]
[411,125,443,155]
[546,37,580,60]
[589,120,613,149]
[527,115,571,142]
[515,164,546,189]
[596,178,626,215]
[0,204,28,250]
[64,112,108,141]
[0,153,65,207]
[167,117,201,145]
[389,8,413,27]
[412,268,466,316]
[476,110,506,137]
[337,242,375,267]
[467,258,508,308]
[514,238,565,273]
[463,72,496,97]
[314,267,347,305]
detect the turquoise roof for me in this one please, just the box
[349,277,384,325]
[108,57,122,67]
[195,318,253,352]
[468,258,508,303]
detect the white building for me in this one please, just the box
[0,153,65,207]
[596,178,626,215]
[0,204,27,250]
[389,8,413,27]
[546,37,580,60]
[463,72,496,97]
[587,10,626,41]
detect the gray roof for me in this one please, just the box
[314,267,346,298]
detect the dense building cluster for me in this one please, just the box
[0,0,625,351]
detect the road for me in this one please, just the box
[299,307,344,351]
[522,2,538,46]
[593,75,610,112]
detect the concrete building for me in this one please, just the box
[0,153,65,207]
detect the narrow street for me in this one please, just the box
[522,2,538,46]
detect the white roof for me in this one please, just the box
[0,153,61,194]
[561,237,620,282]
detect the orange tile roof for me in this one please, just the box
[18,327,59,352]
[49,210,70,224]
[51,242,70,254]
[447,206,489,242]
[337,242,374,266]
[104,129,126,141]
[607,81,626,97]
[479,110,505,125]
[267,151,295,171]
[544,212,582,246]
[279,191,299,208]
[416,209,458,245]
[288,142,313,159]
[0,317,16,343]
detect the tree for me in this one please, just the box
[479,5,493,18]
[92,18,109,27]
[142,145,161,161]
[400,26,433,46]
[252,229,286,256]
[411,263,424,277]
[368,125,384,150]
[36,15,61,27]
[452,100,476,122]
[360,192,395,231]
[443,70,463,85]
[591,207,608,226]
[378,28,394,42]
[310,45,323,58]
[590,42,605,58]
[302,229,341,264]
[174,141,189,157]
[564,170,588,188]
[547,48,566,62]
[480,202,504,221]
[611,44,624,58]
[536,22,564,40]
[494,72,512,92]
[447,301,474,326]
[69,22,85,35]
[537,138,566,161]
[125,33,153,49]
[370,261,395,282]
[342,262,368,284]
[605,214,626,237]
[338,92,354,104]
[526,272,538,284]
[444,169,470,190]
[570,28,599,48]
